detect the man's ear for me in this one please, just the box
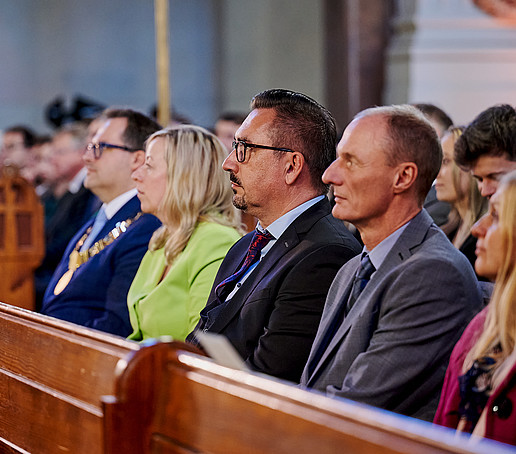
[285,152,305,185]
[393,162,418,194]
[130,150,145,171]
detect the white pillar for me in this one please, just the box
[385,0,516,124]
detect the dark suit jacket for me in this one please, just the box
[446,229,479,275]
[41,195,161,337]
[35,184,100,310]
[300,210,483,421]
[187,198,361,383]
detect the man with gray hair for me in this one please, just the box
[301,105,483,421]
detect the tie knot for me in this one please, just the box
[357,253,375,280]
[249,230,274,252]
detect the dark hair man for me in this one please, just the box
[41,108,162,336]
[1,125,36,170]
[455,104,516,199]
[214,111,248,152]
[187,89,361,383]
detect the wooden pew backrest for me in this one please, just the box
[103,343,516,454]
[0,175,44,310]
[0,302,138,454]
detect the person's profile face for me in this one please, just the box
[435,132,470,204]
[322,115,397,228]
[132,137,167,218]
[222,108,284,221]
[471,188,506,281]
[1,132,29,167]
[83,117,133,202]
[471,154,516,199]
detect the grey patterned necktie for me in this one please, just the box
[346,253,375,314]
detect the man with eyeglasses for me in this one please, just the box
[41,108,161,337]
[187,89,361,383]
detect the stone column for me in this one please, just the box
[385,0,516,124]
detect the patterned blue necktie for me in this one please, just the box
[215,229,274,301]
[346,253,375,313]
[80,207,107,252]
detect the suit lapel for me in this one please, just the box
[306,262,356,385]
[208,198,331,333]
[208,222,301,333]
[92,196,142,242]
[307,209,435,385]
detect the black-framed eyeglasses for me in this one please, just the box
[232,140,297,163]
[86,141,139,159]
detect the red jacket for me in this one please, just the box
[434,307,516,445]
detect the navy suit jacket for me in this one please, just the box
[35,184,100,310]
[41,195,161,336]
[187,198,361,383]
[300,210,483,421]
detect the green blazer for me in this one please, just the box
[127,222,241,341]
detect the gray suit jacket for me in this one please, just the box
[300,210,483,421]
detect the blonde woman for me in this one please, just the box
[435,126,487,269]
[128,126,242,341]
[434,170,516,445]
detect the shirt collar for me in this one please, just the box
[255,195,325,258]
[256,195,325,239]
[102,188,138,220]
[366,220,410,272]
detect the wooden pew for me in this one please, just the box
[0,301,512,454]
[103,343,516,454]
[0,302,139,454]
[0,173,44,311]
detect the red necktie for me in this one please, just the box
[215,230,274,301]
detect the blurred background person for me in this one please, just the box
[413,103,453,139]
[413,103,454,227]
[128,125,243,341]
[149,104,191,127]
[27,135,59,224]
[34,122,100,310]
[214,111,256,233]
[214,111,247,152]
[434,170,516,446]
[435,126,487,270]
[0,125,36,174]
[28,135,56,192]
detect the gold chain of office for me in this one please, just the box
[53,212,142,295]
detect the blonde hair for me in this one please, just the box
[442,126,487,248]
[147,125,243,265]
[465,170,516,369]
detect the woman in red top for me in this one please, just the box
[434,170,516,445]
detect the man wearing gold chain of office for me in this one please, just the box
[41,109,161,336]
